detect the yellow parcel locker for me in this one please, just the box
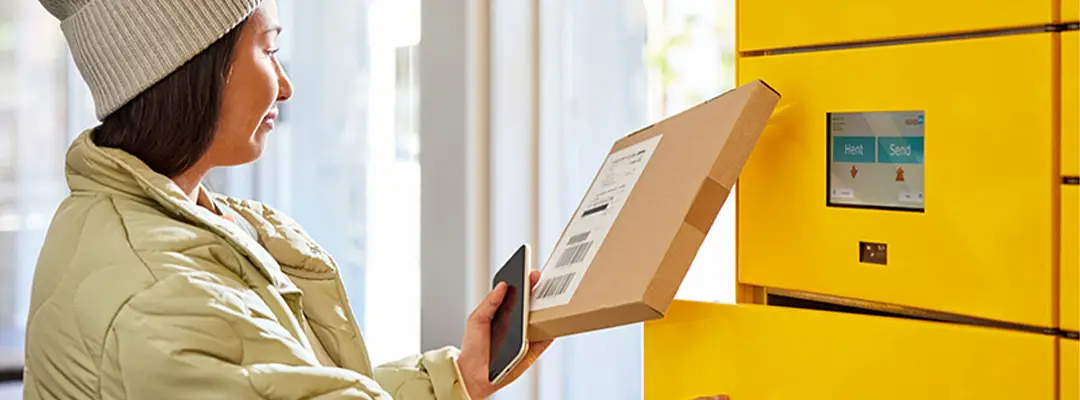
[1065,31,1079,177]
[737,33,1055,328]
[737,0,1055,52]
[1065,185,1079,333]
[644,301,1055,399]
[1064,339,1079,400]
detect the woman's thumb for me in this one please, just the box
[471,282,508,323]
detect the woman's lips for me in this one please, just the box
[263,109,279,127]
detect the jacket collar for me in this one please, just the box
[65,129,307,294]
[216,197,340,281]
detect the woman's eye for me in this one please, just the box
[266,48,280,56]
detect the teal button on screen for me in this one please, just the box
[878,137,924,164]
[832,136,876,163]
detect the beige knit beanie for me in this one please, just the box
[39,0,264,120]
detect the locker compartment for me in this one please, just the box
[737,33,1055,327]
[1064,185,1079,333]
[1065,31,1079,177]
[644,301,1055,399]
[737,0,1055,52]
[1066,0,1080,23]
[1064,339,1079,400]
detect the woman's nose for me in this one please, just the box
[277,69,294,102]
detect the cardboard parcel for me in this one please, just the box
[528,79,780,341]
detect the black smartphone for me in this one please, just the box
[488,244,531,384]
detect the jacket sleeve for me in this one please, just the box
[111,271,391,400]
[373,347,474,400]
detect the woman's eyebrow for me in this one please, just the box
[264,25,282,35]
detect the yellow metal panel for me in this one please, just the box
[1067,0,1080,23]
[1064,339,1080,400]
[644,301,1056,399]
[1065,31,1079,177]
[737,0,1055,52]
[1066,34,1079,334]
[737,34,1055,327]
[1065,185,1079,332]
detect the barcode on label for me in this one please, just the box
[555,241,592,268]
[567,231,590,245]
[535,273,576,299]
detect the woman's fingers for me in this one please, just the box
[529,270,541,288]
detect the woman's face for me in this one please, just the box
[204,0,292,168]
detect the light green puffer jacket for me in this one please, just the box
[22,131,473,400]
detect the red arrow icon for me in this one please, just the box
[896,167,905,181]
[850,165,858,178]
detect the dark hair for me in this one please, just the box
[92,19,248,178]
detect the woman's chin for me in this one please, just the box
[246,140,268,161]
[218,142,267,167]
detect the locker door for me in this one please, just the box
[1066,0,1080,23]
[1064,31,1078,178]
[737,0,1056,51]
[738,33,1055,327]
[1063,339,1079,400]
[1064,185,1079,332]
[644,301,1056,399]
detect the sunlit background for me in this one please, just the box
[0,0,736,398]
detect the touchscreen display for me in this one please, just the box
[828,111,925,211]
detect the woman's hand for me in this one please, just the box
[457,270,554,399]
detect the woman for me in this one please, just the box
[24,0,550,398]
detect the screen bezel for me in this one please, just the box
[825,111,926,213]
[488,244,531,384]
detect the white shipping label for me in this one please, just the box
[531,134,663,310]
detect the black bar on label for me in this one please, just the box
[582,203,609,217]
